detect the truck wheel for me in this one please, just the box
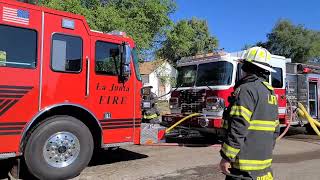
[24,116,93,180]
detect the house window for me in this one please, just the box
[0,25,37,68]
[51,34,83,72]
[95,41,120,75]
[142,75,149,84]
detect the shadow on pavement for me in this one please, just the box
[283,126,307,136]
[165,135,222,147]
[283,126,320,144]
[0,159,14,179]
[273,149,320,163]
[89,148,149,167]
[274,126,320,163]
[0,148,149,179]
[142,164,224,180]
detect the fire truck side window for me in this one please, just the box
[51,34,83,72]
[271,67,283,88]
[0,25,37,68]
[236,63,243,82]
[95,41,120,75]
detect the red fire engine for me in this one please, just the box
[286,63,320,127]
[0,0,142,179]
[162,51,288,136]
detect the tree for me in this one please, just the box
[157,17,218,65]
[256,20,320,63]
[38,0,176,58]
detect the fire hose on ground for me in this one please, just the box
[165,113,201,133]
[162,102,319,180]
[164,101,320,137]
[162,103,320,180]
[297,102,320,137]
[276,97,293,141]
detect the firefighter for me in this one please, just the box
[220,47,280,180]
[142,84,160,124]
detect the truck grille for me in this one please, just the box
[180,89,205,113]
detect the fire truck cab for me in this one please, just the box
[162,51,287,136]
[0,0,142,179]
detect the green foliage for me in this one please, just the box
[256,20,320,63]
[157,17,218,65]
[96,57,120,74]
[158,75,175,86]
[38,0,176,58]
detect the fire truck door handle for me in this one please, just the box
[86,56,90,97]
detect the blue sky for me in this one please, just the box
[172,0,320,52]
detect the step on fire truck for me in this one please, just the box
[162,51,289,136]
[0,0,142,179]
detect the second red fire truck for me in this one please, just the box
[0,0,142,179]
[162,51,289,136]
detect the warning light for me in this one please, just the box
[62,19,75,30]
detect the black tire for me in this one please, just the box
[24,116,94,180]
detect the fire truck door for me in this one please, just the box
[41,14,89,109]
[0,4,41,152]
[308,81,318,118]
[90,38,135,144]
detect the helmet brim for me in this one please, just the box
[251,62,276,73]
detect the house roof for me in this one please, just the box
[139,60,165,75]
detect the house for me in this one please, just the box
[139,60,177,100]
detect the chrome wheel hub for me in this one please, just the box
[43,132,80,168]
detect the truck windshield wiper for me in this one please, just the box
[157,83,183,99]
[204,81,214,91]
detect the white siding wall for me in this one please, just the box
[148,71,159,97]
[155,62,177,100]
[142,62,177,101]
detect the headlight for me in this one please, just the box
[142,101,151,109]
[199,118,209,127]
[169,97,179,109]
[163,117,173,122]
[141,88,151,95]
[206,96,225,111]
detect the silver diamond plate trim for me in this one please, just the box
[0,153,16,160]
[102,142,134,148]
[140,123,166,144]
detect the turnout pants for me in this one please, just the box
[225,168,273,180]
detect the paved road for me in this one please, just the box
[73,135,320,180]
[1,128,320,180]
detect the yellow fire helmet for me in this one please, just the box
[241,46,276,72]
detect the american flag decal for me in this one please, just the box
[2,7,30,25]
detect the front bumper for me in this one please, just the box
[161,114,224,129]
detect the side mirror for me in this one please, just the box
[119,43,131,82]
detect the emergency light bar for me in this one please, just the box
[90,30,128,37]
[178,51,227,64]
[107,30,127,37]
[62,19,75,30]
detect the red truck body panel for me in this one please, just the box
[0,0,142,155]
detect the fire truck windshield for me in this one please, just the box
[176,65,197,87]
[196,61,233,86]
[132,48,142,81]
[176,61,233,87]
